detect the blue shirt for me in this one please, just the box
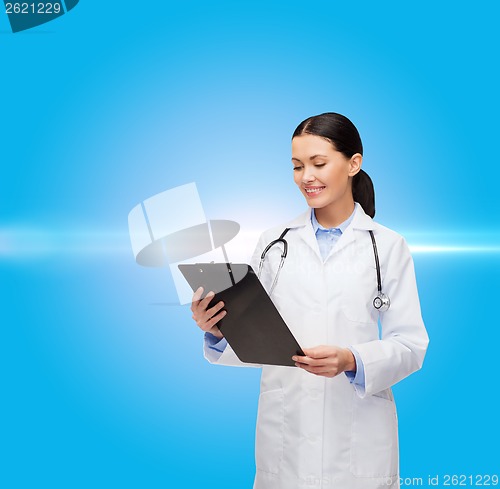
[310,206,355,260]
[204,206,366,391]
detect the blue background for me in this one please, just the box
[1,1,499,487]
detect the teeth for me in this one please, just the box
[305,187,324,193]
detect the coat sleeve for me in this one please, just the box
[203,232,268,368]
[350,235,429,397]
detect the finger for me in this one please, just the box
[193,286,204,302]
[303,358,339,371]
[198,295,220,323]
[206,300,225,319]
[200,290,216,310]
[191,287,204,312]
[292,355,322,367]
[195,299,226,329]
[295,363,337,376]
[201,309,227,331]
[302,346,331,359]
[295,363,322,373]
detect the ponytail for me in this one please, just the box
[352,169,375,218]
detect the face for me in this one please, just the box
[291,134,362,210]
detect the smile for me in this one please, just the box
[305,186,325,195]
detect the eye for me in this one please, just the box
[293,166,303,171]
[314,163,326,168]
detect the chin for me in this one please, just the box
[304,196,327,208]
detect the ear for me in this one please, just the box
[348,153,363,177]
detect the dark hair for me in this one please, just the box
[292,112,375,218]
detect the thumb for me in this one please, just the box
[302,346,321,358]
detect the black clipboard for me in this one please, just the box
[178,263,304,367]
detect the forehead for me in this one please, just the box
[291,134,335,155]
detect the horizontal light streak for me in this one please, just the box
[1,228,499,258]
[409,245,500,254]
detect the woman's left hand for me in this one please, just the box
[292,346,356,378]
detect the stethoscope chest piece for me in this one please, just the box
[373,293,391,312]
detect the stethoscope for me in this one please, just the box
[257,228,391,312]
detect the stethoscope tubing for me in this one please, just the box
[258,228,290,296]
[368,230,382,294]
[258,227,390,311]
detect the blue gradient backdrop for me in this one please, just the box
[1,1,499,487]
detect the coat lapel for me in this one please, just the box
[325,203,375,260]
[326,203,375,259]
[285,203,375,263]
[326,225,356,257]
[284,208,322,262]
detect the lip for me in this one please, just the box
[304,186,326,198]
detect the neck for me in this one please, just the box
[314,197,355,228]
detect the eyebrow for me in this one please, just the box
[291,154,328,162]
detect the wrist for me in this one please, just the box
[210,327,224,339]
[343,348,356,373]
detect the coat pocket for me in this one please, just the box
[340,289,380,327]
[350,393,399,478]
[340,262,379,325]
[255,388,284,474]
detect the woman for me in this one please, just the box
[191,112,429,489]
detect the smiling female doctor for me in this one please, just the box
[191,112,429,489]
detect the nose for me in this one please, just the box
[302,166,316,183]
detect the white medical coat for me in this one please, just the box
[204,203,429,489]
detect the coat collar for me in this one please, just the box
[283,202,375,262]
[284,202,375,231]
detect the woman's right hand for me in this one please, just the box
[191,287,226,339]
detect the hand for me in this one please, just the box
[190,287,226,339]
[292,345,356,378]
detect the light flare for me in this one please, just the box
[0,227,499,258]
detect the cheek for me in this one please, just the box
[324,167,349,187]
